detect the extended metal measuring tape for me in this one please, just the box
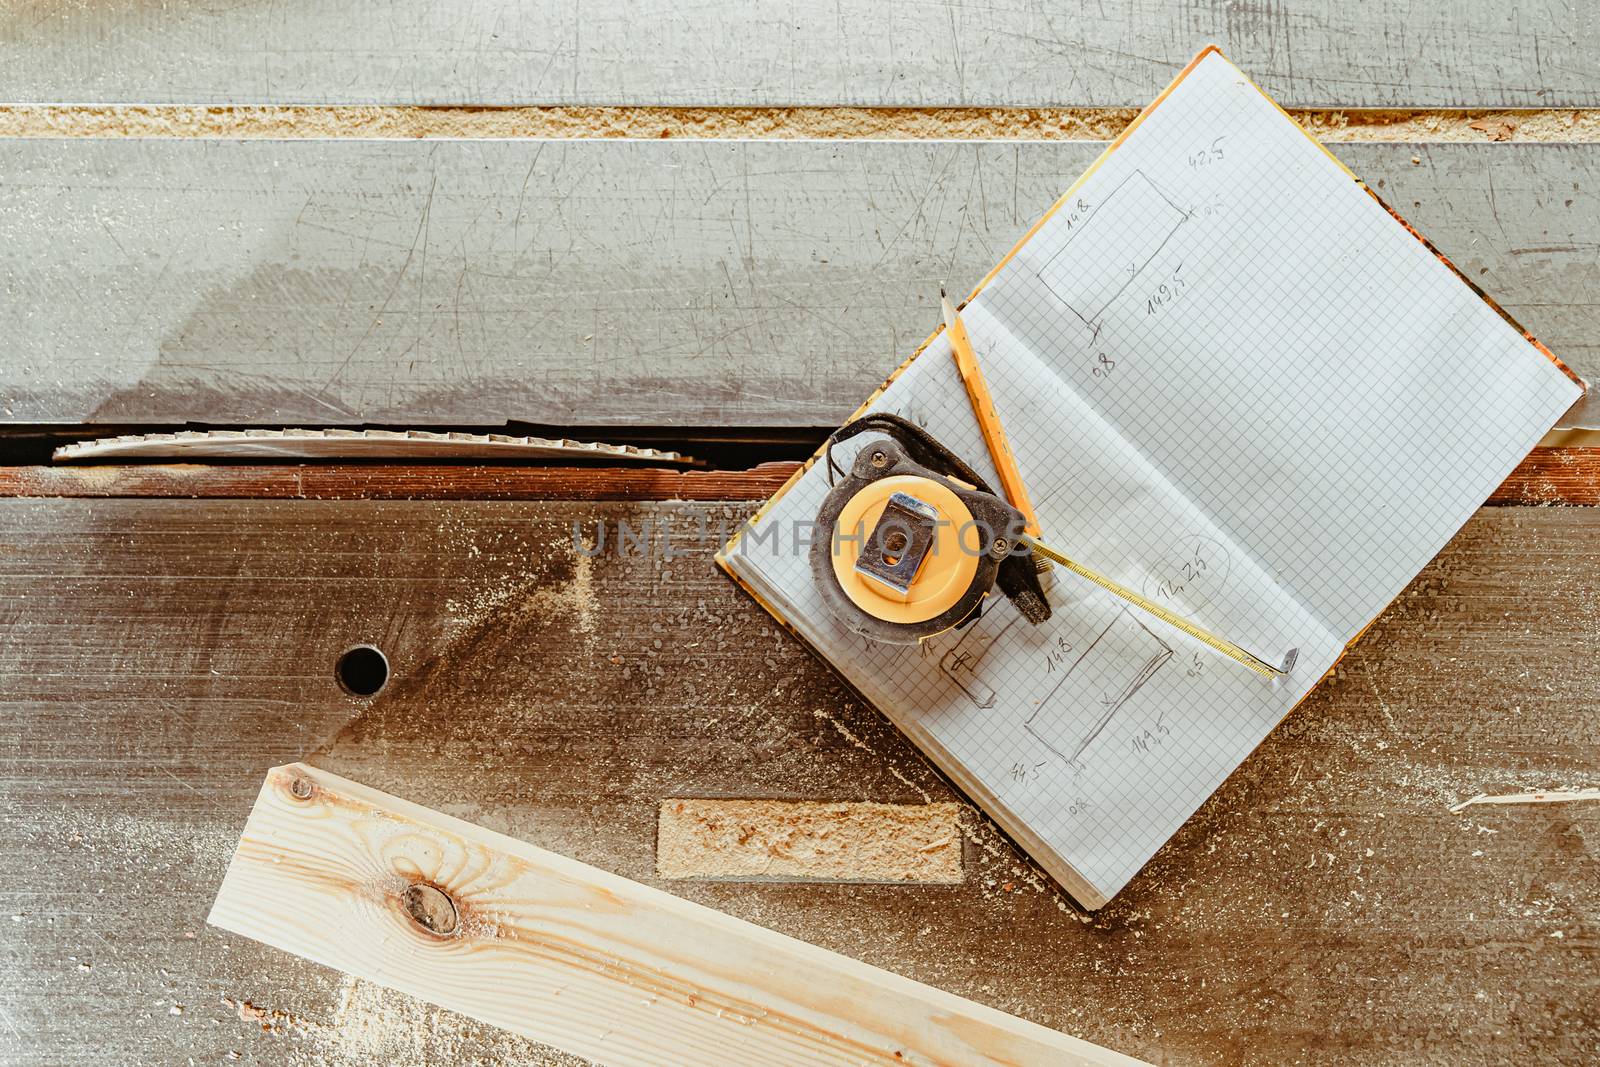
[810,414,1294,679]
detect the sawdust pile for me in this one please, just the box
[443,537,597,638]
[225,977,587,1067]
[656,797,963,883]
[44,807,239,901]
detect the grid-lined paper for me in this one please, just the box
[723,50,1583,905]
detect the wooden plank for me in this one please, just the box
[2,141,1593,429]
[210,763,1134,1066]
[1488,447,1600,505]
[1,444,1596,503]
[0,3,1595,107]
[0,462,803,501]
[2,498,1597,1064]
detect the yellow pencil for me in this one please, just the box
[939,288,1287,678]
[941,288,1040,537]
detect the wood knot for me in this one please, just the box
[401,883,458,936]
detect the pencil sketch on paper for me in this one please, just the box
[1024,608,1174,761]
[937,593,1173,762]
[1035,169,1188,333]
[938,612,1021,709]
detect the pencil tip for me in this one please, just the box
[940,285,947,298]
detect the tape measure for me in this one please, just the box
[810,414,1291,678]
[810,415,1050,644]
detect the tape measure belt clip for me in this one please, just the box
[852,491,942,601]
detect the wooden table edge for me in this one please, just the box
[1,449,1596,505]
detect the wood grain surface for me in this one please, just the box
[3,446,1597,504]
[2,141,1594,429]
[0,462,804,502]
[0,2,1595,108]
[1,497,1595,1065]
[210,763,1143,1066]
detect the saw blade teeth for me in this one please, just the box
[50,428,693,466]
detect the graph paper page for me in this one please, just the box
[726,318,1344,900]
[723,49,1580,903]
[990,50,1581,639]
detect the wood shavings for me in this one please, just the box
[223,980,581,1067]
[1449,788,1600,814]
[811,708,872,752]
[1467,118,1518,141]
[0,105,1596,144]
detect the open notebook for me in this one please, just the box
[717,48,1584,908]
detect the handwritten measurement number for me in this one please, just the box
[1146,262,1187,317]
[1044,636,1075,673]
[1009,760,1046,785]
[1188,137,1226,170]
[1156,538,1209,600]
[1063,198,1092,231]
[1131,713,1171,755]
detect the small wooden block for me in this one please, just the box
[656,798,965,883]
[208,763,1148,1067]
